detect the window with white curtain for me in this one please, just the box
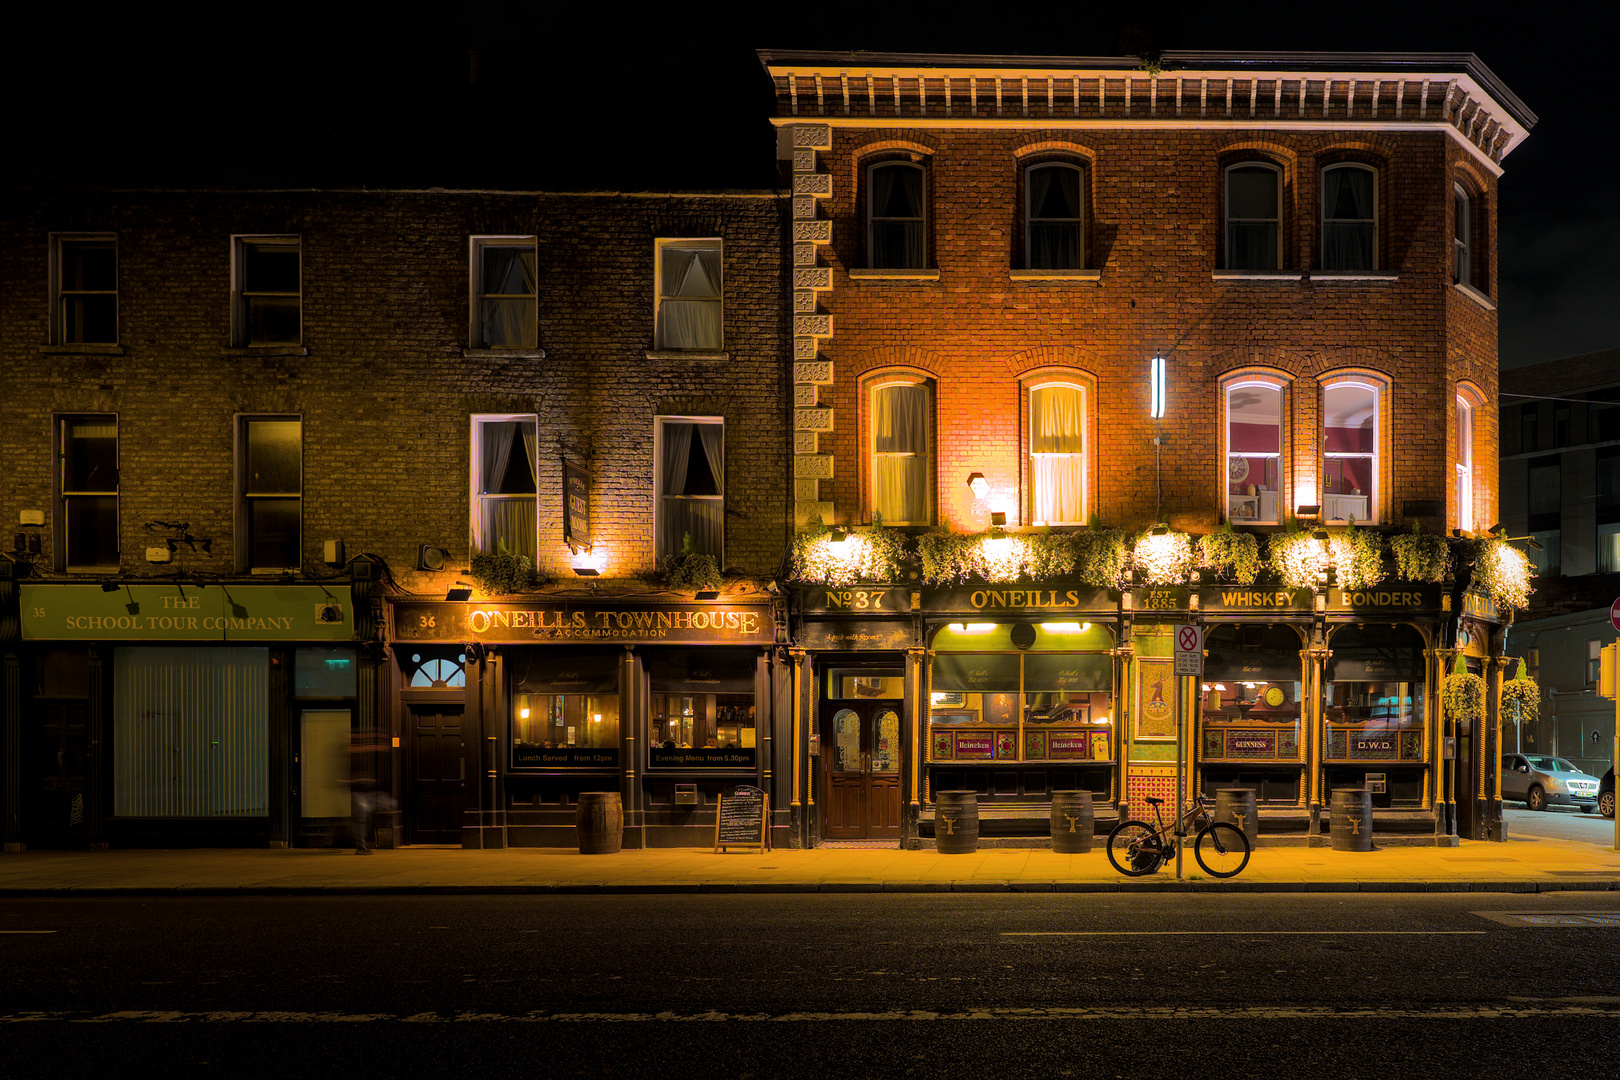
[1454,184,1472,285]
[870,382,930,525]
[1226,380,1283,525]
[1455,395,1475,532]
[471,415,538,565]
[472,237,537,349]
[868,161,927,269]
[1225,163,1281,271]
[1025,163,1084,270]
[656,240,723,350]
[656,417,724,560]
[1321,164,1376,271]
[1028,383,1085,524]
[1321,380,1380,525]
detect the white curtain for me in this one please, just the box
[1322,167,1375,271]
[480,247,536,348]
[659,422,723,558]
[870,164,925,269]
[475,421,536,561]
[659,247,722,349]
[874,385,927,523]
[1031,385,1084,523]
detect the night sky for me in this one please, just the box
[6,1,1614,368]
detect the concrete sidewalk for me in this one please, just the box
[3,834,1620,895]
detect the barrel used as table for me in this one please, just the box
[1050,791,1094,853]
[934,791,979,854]
[576,791,624,854]
[1214,788,1259,848]
[1329,788,1373,851]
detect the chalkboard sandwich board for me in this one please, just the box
[714,784,770,853]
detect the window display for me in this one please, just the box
[508,651,620,768]
[647,650,759,769]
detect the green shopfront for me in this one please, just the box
[789,581,1506,848]
[4,583,360,849]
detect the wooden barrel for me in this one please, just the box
[576,792,624,854]
[934,791,979,854]
[1050,791,1094,853]
[1214,789,1259,848]
[1330,788,1373,852]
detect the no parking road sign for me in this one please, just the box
[1173,624,1203,676]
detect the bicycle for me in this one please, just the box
[1106,794,1251,879]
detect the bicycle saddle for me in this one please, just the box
[1144,796,1163,805]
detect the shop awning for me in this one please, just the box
[645,649,758,693]
[512,652,620,694]
[1022,652,1113,692]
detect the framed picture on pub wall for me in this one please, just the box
[1134,658,1177,741]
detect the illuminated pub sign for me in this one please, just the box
[393,600,776,645]
[563,459,591,551]
[21,583,353,641]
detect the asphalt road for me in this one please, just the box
[4,893,1620,1078]
[1504,804,1620,844]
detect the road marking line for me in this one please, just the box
[1001,930,1488,936]
[0,931,56,935]
[3,1004,1620,1023]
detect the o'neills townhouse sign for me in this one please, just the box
[21,583,353,641]
[393,600,775,645]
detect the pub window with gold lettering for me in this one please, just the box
[646,650,757,770]
[1198,625,1306,805]
[1323,624,1428,805]
[509,651,619,769]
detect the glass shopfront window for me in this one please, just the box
[1198,624,1305,804]
[927,622,1114,764]
[1324,624,1428,805]
[647,650,758,770]
[509,651,620,769]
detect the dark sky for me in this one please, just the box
[5,0,1614,368]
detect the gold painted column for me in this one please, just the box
[1305,639,1329,844]
[906,646,927,845]
[788,647,806,848]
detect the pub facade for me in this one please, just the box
[765,49,1535,846]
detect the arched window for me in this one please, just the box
[1455,393,1475,532]
[1028,382,1086,525]
[869,379,932,525]
[1321,164,1377,271]
[1225,163,1281,271]
[1225,378,1285,525]
[1321,378,1382,525]
[1025,162,1084,270]
[867,161,927,269]
[1453,183,1472,285]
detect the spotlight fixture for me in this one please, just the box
[695,590,720,601]
[100,581,120,593]
[572,566,600,577]
[446,586,473,602]
[990,511,1007,529]
[827,528,848,544]
[1150,522,1171,536]
[966,472,990,499]
[1295,504,1321,520]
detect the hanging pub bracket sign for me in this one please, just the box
[714,784,770,853]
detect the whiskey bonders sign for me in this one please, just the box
[393,600,775,645]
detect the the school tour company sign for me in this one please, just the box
[21,584,354,641]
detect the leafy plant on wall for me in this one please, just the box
[1132,530,1195,585]
[1442,653,1486,724]
[1390,522,1450,583]
[470,548,537,595]
[1197,523,1260,585]
[1267,528,1327,589]
[1468,536,1534,610]
[1328,525,1386,591]
[789,521,908,586]
[660,534,723,592]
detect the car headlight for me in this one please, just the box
[1544,779,1562,792]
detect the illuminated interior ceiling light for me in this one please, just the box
[964,623,996,633]
[519,708,531,719]
[1081,622,1091,632]
[1149,354,1167,419]
[1041,622,1083,632]
[966,472,990,499]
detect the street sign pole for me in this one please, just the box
[1173,624,1204,880]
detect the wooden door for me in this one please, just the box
[24,702,88,849]
[823,704,903,840]
[407,705,466,844]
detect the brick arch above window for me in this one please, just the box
[1012,138,1098,163]
[1298,349,1398,382]
[1210,347,1314,379]
[845,347,944,381]
[1004,345,1104,378]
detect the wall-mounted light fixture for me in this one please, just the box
[1295,504,1321,521]
[572,566,600,577]
[828,528,848,544]
[695,590,720,601]
[1149,354,1167,419]
[989,511,1007,531]
[446,583,474,601]
[966,472,990,499]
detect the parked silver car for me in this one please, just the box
[1501,754,1601,812]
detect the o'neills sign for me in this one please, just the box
[393,600,775,645]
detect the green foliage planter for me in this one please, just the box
[1267,529,1326,589]
[1443,654,1486,724]
[470,551,537,595]
[1197,527,1259,585]
[1328,526,1386,591]
[1390,524,1450,583]
[1131,530,1195,585]
[914,528,1130,588]
[1469,537,1534,611]
[661,550,723,592]
[789,522,908,586]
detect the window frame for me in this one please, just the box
[653,415,725,563]
[1455,393,1475,533]
[1319,376,1384,526]
[470,413,540,564]
[231,235,302,347]
[1453,183,1472,286]
[866,376,934,527]
[1319,162,1378,272]
[1222,374,1289,527]
[56,413,120,572]
[236,413,303,573]
[50,233,118,345]
[1224,161,1283,271]
[469,236,539,350]
[866,159,928,270]
[1025,379,1088,526]
[1023,161,1086,271]
[654,238,724,352]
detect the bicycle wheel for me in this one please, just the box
[1106,820,1165,877]
[1194,822,1251,879]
